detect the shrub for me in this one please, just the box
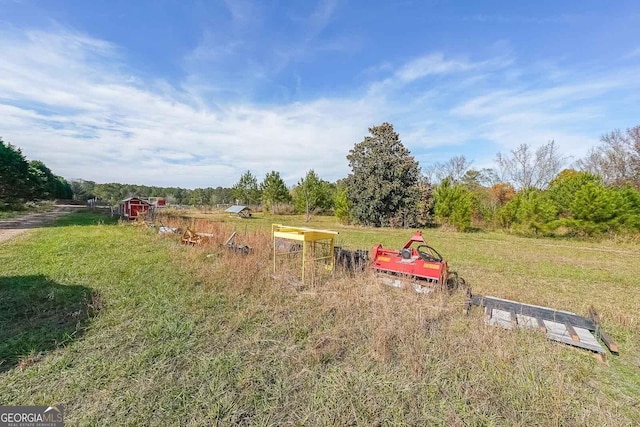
[434,179,473,231]
[498,189,557,235]
[333,184,351,224]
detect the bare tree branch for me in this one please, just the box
[430,155,473,183]
[496,141,567,190]
[576,125,640,188]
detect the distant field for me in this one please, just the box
[1,211,638,425]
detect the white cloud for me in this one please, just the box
[1,26,639,189]
[447,67,640,161]
[0,28,382,187]
[395,53,477,82]
[624,47,640,59]
[307,0,338,39]
[223,0,261,27]
[465,14,591,24]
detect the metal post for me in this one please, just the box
[302,241,306,282]
[329,237,335,272]
[273,234,277,275]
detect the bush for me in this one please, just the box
[434,179,473,231]
[498,189,557,236]
[548,184,640,237]
[547,169,602,217]
[616,186,640,232]
[333,185,351,224]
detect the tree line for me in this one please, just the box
[229,121,640,237]
[3,123,639,237]
[426,125,640,236]
[69,180,234,207]
[0,137,73,207]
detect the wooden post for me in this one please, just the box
[565,324,580,342]
[599,331,619,353]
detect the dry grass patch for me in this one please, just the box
[1,211,637,425]
[158,215,638,424]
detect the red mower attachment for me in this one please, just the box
[372,231,462,294]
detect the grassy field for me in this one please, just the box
[0,210,638,425]
[0,202,55,220]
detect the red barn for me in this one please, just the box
[120,197,151,220]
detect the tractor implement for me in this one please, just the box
[465,291,619,356]
[371,231,463,294]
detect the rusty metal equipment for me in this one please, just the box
[180,227,213,246]
[225,231,252,255]
[466,291,619,356]
[371,231,463,294]
[334,247,369,272]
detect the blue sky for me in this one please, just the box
[1,0,639,188]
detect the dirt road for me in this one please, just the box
[0,206,84,244]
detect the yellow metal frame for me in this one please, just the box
[272,224,338,282]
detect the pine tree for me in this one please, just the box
[293,170,331,221]
[260,171,290,213]
[232,171,261,205]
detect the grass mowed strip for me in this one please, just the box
[0,211,638,425]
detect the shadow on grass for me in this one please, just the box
[0,275,102,372]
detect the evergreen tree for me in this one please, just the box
[28,160,58,199]
[333,182,351,223]
[70,180,96,201]
[260,171,290,213]
[52,176,73,199]
[434,178,473,231]
[0,138,32,204]
[232,171,261,205]
[345,123,423,227]
[293,170,331,221]
[498,189,557,235]
[570,182,624,226]
[547,169,601,217]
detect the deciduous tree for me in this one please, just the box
[428,155,473,183]
[577,125,640,188]
[496,141,567,190]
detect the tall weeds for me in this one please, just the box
[154,214,634,425]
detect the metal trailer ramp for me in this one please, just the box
[467,294,619,355]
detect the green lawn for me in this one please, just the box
[0,211,638,425]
